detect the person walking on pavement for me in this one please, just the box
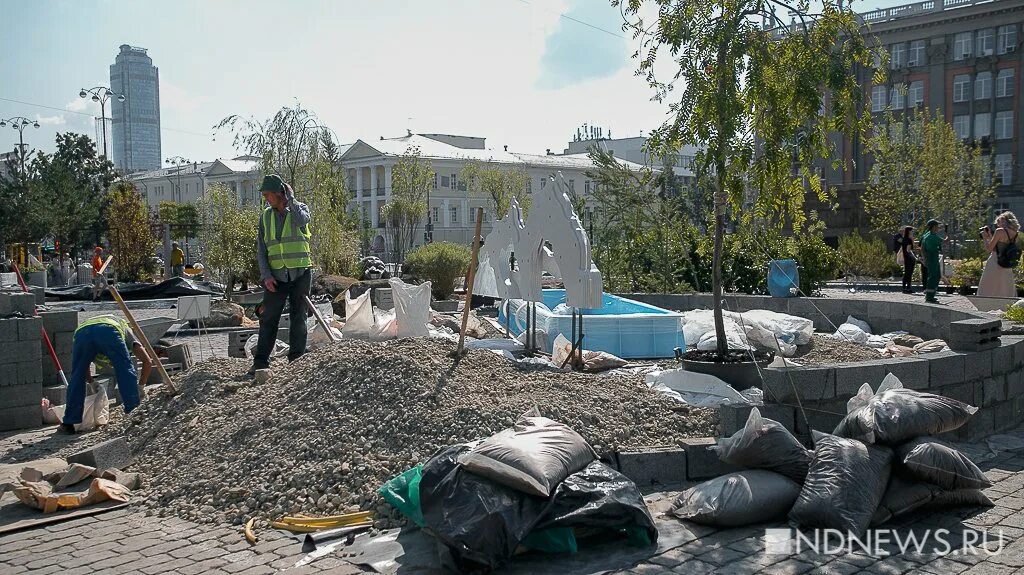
[170,241,186,278]
[250,174,312,376]
[59,315,152,434]
[897,226,917,294]
[921,219,946,303]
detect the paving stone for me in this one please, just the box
[648,548,693,568]
[763,558,815,574]
[668,559,717,574]
[67,436,132,472]
[140,557,195,574]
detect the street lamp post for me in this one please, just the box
[79,86,125,161]
[165,156,191,203]
[0,116,40,177]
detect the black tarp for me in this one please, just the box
[45,277,223,301]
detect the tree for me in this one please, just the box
[197,184,259,299]
[382,146,432,263]
[0,153,44,248]
[863,109,995,242]
[108,182,158,281]
[460,160,532,218]
[620,0,873,356]
[307,157,359,276]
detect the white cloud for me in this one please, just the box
[66,98,88,113]
[162,80,208,115]
[35,114,66,126]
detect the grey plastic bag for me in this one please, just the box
[896,437,992,490]
[458,414,597,497]
[670,470,801,527]
[872,474,993,526]
[833,374,978,444]
[712,407,812,483]
[789,431,893,535]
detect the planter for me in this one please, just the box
[24,270,47,289]
[431,299,459,312]
[679,349,774,391]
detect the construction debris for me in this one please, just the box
[86,338,714,528]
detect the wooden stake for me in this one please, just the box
[458,208,485,354]
[305,295,338,343]
[101,257,178,393]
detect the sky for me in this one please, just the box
[1,0,904,164]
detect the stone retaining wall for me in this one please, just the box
[621,293,1024,441]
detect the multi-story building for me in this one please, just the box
[561,127,700,189]
[0,151,18,181]
[129,156,260,209]
[110,44,161,173]
[810,0,1024,242]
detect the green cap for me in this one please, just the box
[258,174,286,194]
[926,218,942,228]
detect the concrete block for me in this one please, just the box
[950,317,1001,333]
[53,331,74,352]
[682,437,742,480]
[993,399,1024,431]
[983,376,1008,407]
[17,360,41,385]
[762,367,835,403]
[887,302,913,321]
[42,384,66,406]
[1008,370,1024,398]
[923,351,967,388]
[964,350,994,381]
[839,299,869,322]
[0,341,41,365]
[0,318,17,342]
[878,358,929,390]
[794,399,850,435]
[962,408,995,441]
[936,381,980,407]
[786,299,818,322]
[0,363,17,386]
[864,300,891,324]
[40,309,78,334]
[0,292,35,315]
[67,437,132,472]
[0,405,41,431]
[1012,338,1024,369]
[0,382,42,408]
[834,361,887,397]
[617,448,688,490]
[716,403,796,437]
[16,317,41,341]
[949,338,1000,352]
[991,344,1014,375]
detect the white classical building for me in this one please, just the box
[129,155,260,209]
[562,133,701,188]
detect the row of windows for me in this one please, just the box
[951,111,1015,140]
[953,69,1016,102]
[953,26,1018,60]
[871,81,925,111]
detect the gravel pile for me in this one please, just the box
[103,338,715,528]
[792,334,882,365]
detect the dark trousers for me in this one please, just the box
[902,255,916,291]
[64,325,139,425]
[920,264,928,292]
[254,269,311,367]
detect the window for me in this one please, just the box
[470,208,476,223]
[585,180,591,194]
[450,206,458,224]
[977,28,995,56]
[997,69,1015,97]
[432,173,438,189]
[996,111,1014,140]
[975,113,992,139]
[432,207,439,223]
[953,75,971,102]
[568,179,575,192]
[526,179,532,194]
[954,31,972,60]
[908,40,926,66]
[872,50,883,69]
[890,43,906,68]
[450,174,457,190]
[440,175,450,188]
[540,178,547,189]
[482,210,489,222]
[871,85,886,112]
[996,154,1013,185]
[954,115,970,139]
[999,25,1017,54]
[908,81,924,106]
[890,84,905,110]
[976,71,992,100]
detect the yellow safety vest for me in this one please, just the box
[261,207,312,270]
[75,315,130,370]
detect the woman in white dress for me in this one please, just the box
[977,211,1020,298]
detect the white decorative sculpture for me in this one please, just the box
[473,172,603,309]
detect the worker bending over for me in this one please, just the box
[59,315,152,434]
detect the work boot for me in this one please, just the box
[56,423,76,435]
[246,363,268,378]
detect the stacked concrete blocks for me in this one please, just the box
[948,318,1001,352]
[39,310,77,400]
[0,299,43,430]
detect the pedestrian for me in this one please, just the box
[249,174,312,376]
[59,315,152,434]
[977,211,1021,297]
[91,246,104,277]
[921,219,946,303]
[896,226,917,294]
[170,241,186,278]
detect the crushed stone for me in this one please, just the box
[791,334,883,365]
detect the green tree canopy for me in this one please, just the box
[460,160,532,218]
[108,182,158,282]
[383,146,432,263]
[197,184,259,299]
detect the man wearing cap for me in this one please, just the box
[251,174,312,375]
[921,219,945,304]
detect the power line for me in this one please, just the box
[0,96,211,138]
[515,0,627,39]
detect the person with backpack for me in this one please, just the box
[894,226,918,293]
[977,211,1021,298]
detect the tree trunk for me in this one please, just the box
[712,39,729,359]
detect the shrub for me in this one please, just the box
[794,232,840,295]
[403,242,472,300]
[1004,305,1024,324]
[837,234,894,279]
[951,258,984,290]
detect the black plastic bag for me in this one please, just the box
[789,432,893,535]
[896,437,992,490]
[712,407,812,482]
[671,470,801,527]
[872,473,994,526]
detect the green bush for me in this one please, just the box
[951,258,984,291]
[403,242,472,301]
[793,232,840,295]
[837,234,895,279]
[1004,305,1024,324]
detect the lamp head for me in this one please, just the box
[117,94,125,102]
[91,95,100,102]
[79,90,87,99]
[33,122,39,129]
[0,121,6,128]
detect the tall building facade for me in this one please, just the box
[110,44,161,173]
[800,0,1024,242]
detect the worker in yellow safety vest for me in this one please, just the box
[250,174,312,376]
[59,315,153,434]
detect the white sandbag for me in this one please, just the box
[846,315,872,334]
[645,369,755,407]
[833,323,869,344]
[244,334,288,358]
[696,330,750,352]
[682,309,812,357]
[712,408,812,482]
[866,335,889,349]
[458,415,597,497]
[390,278,431,338]
[670,470,801,527]
[551,334,627,372]
[342,290,374,339]
[75,386,110,432]
[371,309,398,340]
[466,338,524,352]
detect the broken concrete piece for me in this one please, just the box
[254,369,271,384]
[0,458,68,496]
[56,463,96,488]
[67,437,131,472]
[82,478,131,506]
[99,468,141,490]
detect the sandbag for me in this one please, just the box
[833,374,978,444]
[871,474,993,526]
[342,290,374,339]
[76,386,110,432]
[788,432,893,535]
[670,470,801,527]
[896,437,992,490]
[712,408,812,483]
[459,415,597,497]
[390,278,431,338]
